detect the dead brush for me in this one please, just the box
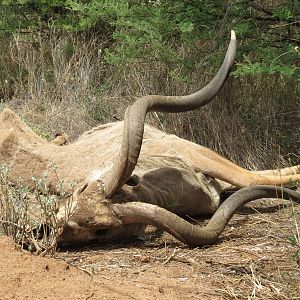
[4,31,105,139]
[0,164,74,256]
[287,180,300,266]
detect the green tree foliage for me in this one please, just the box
[0,0,74,33]
[0,0,299,79]
[231,1,300,79]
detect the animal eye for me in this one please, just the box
[126,175,140,187]
[95,229,108,236]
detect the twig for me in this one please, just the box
[162,248,177,265]
[78,267,94,277]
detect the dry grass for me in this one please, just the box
[149,74,300,170]
[0,30,299,169]
[1,32,104,139]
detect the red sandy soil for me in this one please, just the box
[0,199,299,300]
[0,235,217,300]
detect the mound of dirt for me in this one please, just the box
[0,236,215,300]
[0,236,95,300]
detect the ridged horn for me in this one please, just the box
[112,185,300,246]
[104,31,237,197]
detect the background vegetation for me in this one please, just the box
[0,0,299,168]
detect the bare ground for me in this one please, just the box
[0,199,299,300]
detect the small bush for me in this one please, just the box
[0,164,74,256]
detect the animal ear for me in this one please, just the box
[51,132,68,146]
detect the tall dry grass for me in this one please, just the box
[0,31,299,169]
[0,31,107,139]
[158,75,300,169]
[103,61,299,169]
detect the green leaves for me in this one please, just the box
[234,21,254,37]
[233,46,300,80]
[178,21,194,33]
[273,8,294,21]
[0,1,299,79]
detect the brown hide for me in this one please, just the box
[0,108,221,217]
[2,107,300,217]
[1,107,300,219]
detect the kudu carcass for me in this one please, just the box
[1,31,300,247]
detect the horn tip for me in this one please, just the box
[231,30,236,40]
